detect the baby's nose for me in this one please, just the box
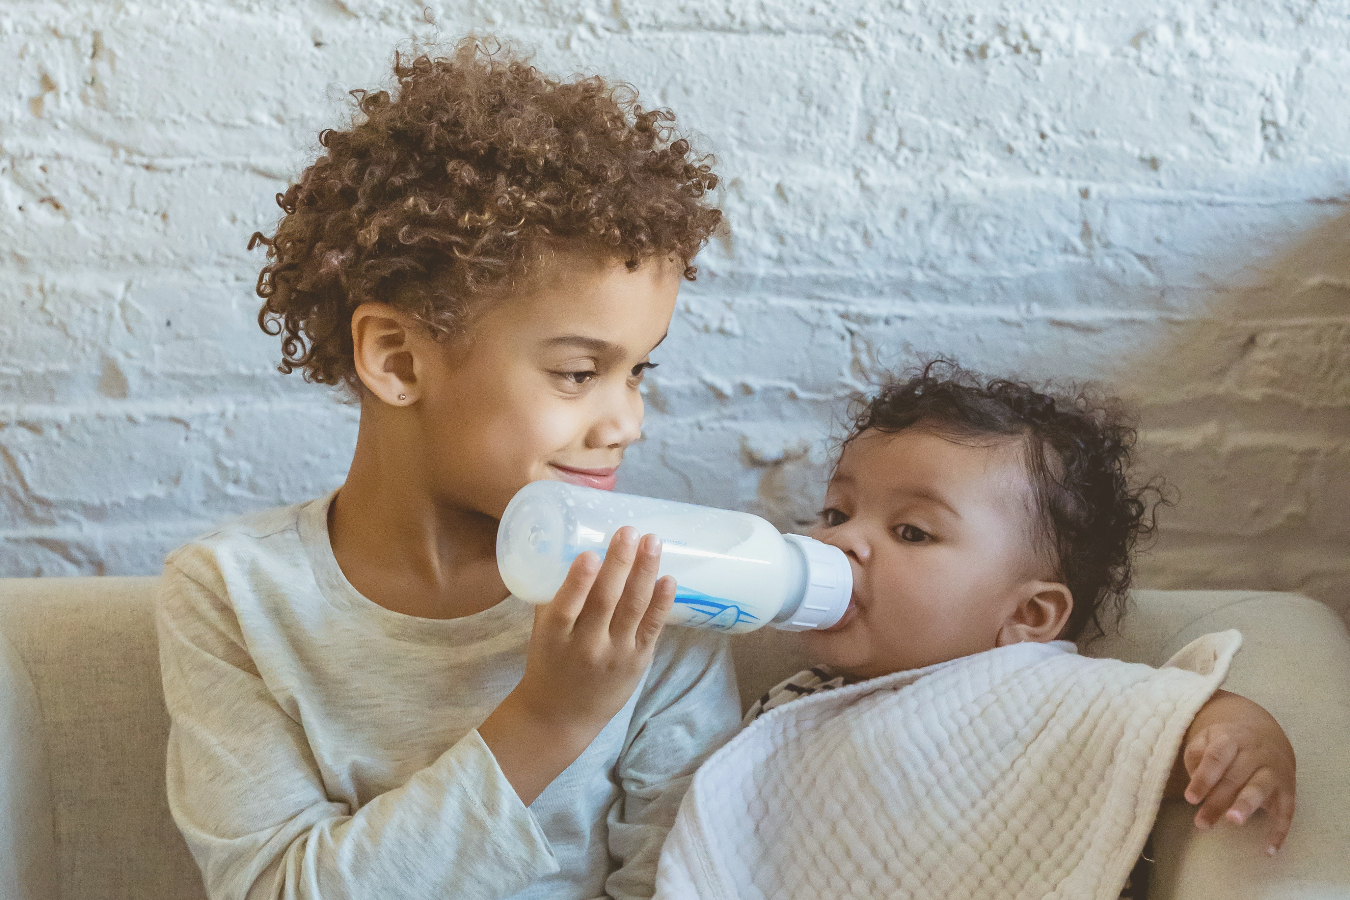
[814,527,868,564]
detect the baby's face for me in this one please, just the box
[800,427,1051,681]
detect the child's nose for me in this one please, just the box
[590,388,643,449]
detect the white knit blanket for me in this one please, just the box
[655,631,1242,900]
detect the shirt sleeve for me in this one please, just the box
[156,556,560,900]
[599,628,741,900]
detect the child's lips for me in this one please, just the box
[550,464,619,491]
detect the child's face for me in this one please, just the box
[800,427,1053,680]
[414,252,680,519]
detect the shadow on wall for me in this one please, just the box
[1115,206,1350,623]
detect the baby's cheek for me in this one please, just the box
[798,629,851,666]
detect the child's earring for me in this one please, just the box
[398,393,406,401]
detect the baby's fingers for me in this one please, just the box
[1262,785,1296,856]
[1184,729,1240,805]
[1193,764,1252,831]
[1222,769,1295,856]
[1222,768,1277,827]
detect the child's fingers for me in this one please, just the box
[571,527,639,632]
[541,550,603,627]
[634,574,676,652]
[1184,729,1240,805]
[608,533,664,641]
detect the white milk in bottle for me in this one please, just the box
[496,480,852,634]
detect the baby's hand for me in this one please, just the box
[1175,689,1296,856]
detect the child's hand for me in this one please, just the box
[479,527,674,804]
[1172,689,1296,856]
[516,527,675,731]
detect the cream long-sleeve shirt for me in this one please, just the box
[156,493,741,900]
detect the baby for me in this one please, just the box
[656,362,1296,900]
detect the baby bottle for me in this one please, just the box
[496,480,852,634]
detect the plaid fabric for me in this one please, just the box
[743,666,849,725]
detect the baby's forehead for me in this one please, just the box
[835,427,1043,519]
[839,425,1028,475]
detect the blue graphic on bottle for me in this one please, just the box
[558,547,756,631]
[672,585,758,631]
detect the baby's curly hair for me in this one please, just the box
[250,37,723,389]
[843,360,1169,642]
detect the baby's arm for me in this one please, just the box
[1166,689,1296,855]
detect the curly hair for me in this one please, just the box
[842,360,1169,642]
[250,37,724,389]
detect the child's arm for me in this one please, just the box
[481,529,741,899]
[158,527,677,900]
[1166,689,1296,856]
[602,627,740,899]
[158,556,561,900]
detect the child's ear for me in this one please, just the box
[351,302,419,406]
[995,581,1074,647]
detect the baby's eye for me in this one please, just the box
[818,508,847,527]
[895,524,929,543]
[630,361,658,379]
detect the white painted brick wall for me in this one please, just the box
[3,1,1348,625]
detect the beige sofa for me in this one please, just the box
[2,578,1349,900]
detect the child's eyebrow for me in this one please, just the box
[541,335,615,354]
[541,332,669,356]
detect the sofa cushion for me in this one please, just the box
[3,579,1347,900]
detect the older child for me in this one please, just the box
[656,363,1295,900]
[156,41,740,900]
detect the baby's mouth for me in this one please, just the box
[815,591,860,633]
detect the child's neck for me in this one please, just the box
[328,419,510,620]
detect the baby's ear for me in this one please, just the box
[996,582,1073,647]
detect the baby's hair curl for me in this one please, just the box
[250,37,723,389]
[843,359,1171,642]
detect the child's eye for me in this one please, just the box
[818,508,847,527]
[895,524,929,543]
[630,361,658,379]
[557,370,596,385]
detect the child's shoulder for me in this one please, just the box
[160,493,330,603]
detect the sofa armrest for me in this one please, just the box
[0,628,58,900]
[1086,590,1350,900]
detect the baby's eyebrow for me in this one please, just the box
[887,488,962,521]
